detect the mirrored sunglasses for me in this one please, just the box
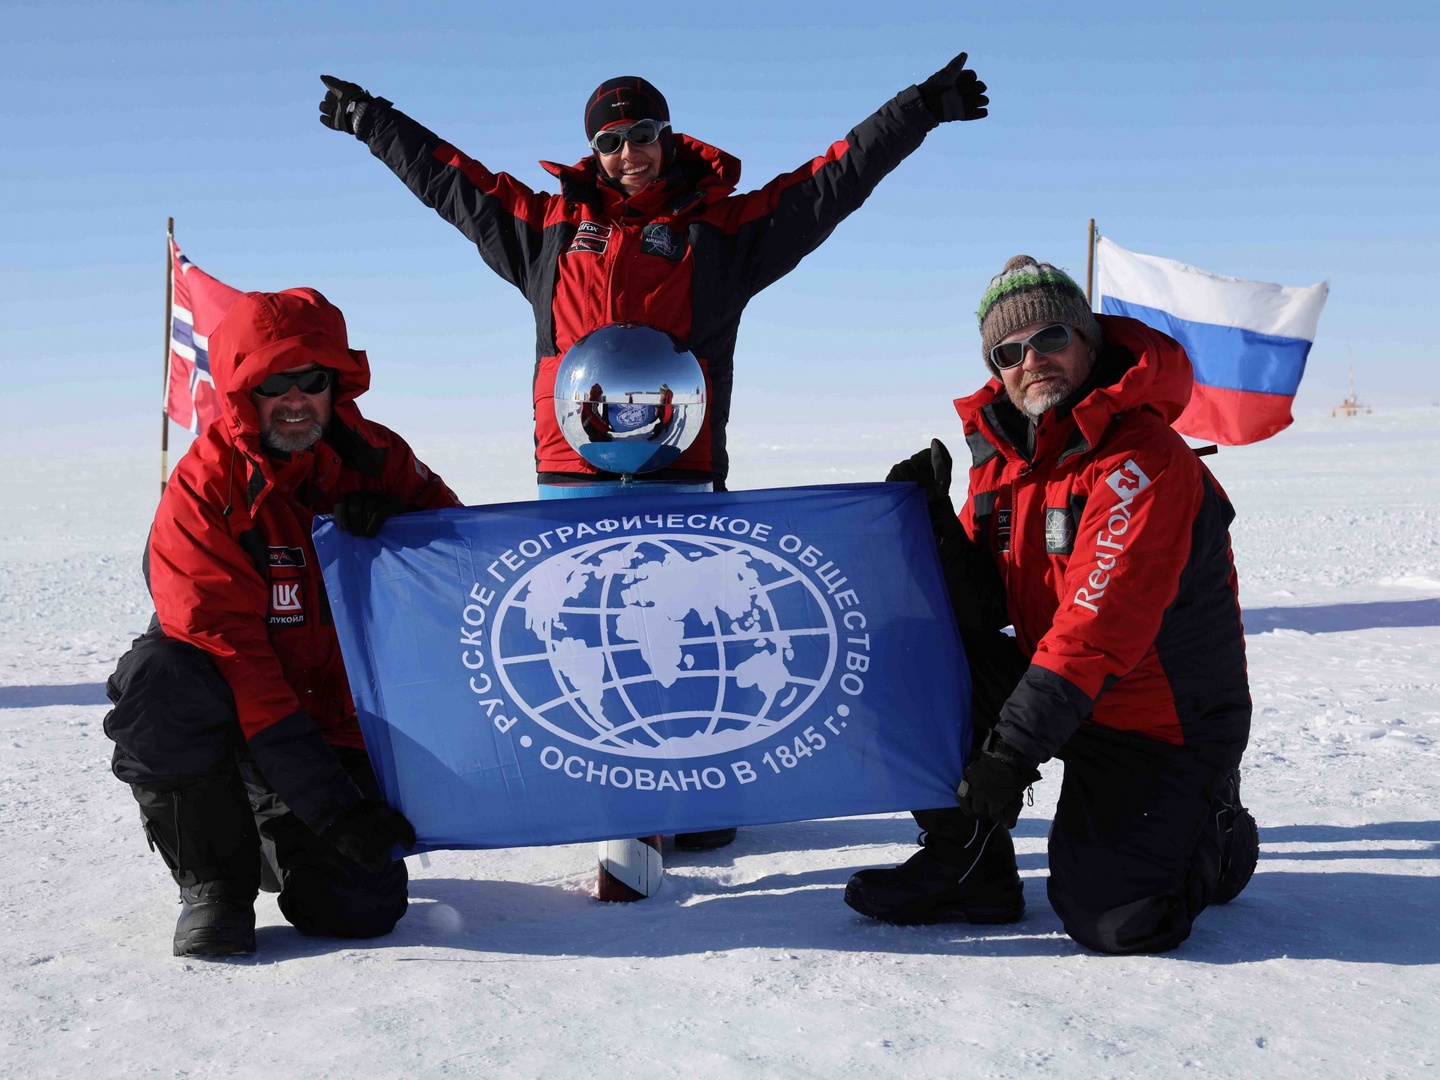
[989,323,1073,371]
[590,119,670,156]
[253,368,335,398]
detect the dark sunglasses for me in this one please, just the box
[989,323,1073,371]
[590,119,670,156]
[253,368,335,398]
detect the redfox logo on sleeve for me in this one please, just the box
[1105,459,1152,503]
[1073,460,1154,615]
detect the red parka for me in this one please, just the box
[955,315,1250,762]
[146,289,460,821]
[359,86,942,487]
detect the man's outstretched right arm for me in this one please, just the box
[318,75,550,293]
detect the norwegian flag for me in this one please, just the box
[168,240,244,434]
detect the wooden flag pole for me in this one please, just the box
[160,217,174,495]
[1085,218,1097,307]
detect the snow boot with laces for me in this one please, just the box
[844,813,1025,925]
[174,880,257,956]
[1212,768,1258,904]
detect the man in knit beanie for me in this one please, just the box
[977,256,1104,416]
[845,255,1258,955]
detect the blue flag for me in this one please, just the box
[313,484,970,850]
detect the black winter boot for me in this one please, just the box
[1212,768,1258,904]
[845,815,1024,925]
[131,770,261,957]
[175,880,257,956]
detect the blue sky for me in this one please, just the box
[2,0,1437,453]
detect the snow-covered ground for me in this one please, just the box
[2,407,1438,1078]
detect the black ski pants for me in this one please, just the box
[920,628,1244,955]
[104,625,407,939]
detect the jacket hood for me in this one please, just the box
[207,288,371,445]
[540,132,741,214]
[955,314,1194,454]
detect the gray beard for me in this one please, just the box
[1011,376,1076,419]
[261,421,323,453]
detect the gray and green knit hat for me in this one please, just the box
[977,255,1102,375]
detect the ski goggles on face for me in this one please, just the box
[253,367,335,397]
[589,119,670,156]
[989,323,1073,371]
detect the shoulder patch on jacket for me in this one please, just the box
[1104,458,1153,503]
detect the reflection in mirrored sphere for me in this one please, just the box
[554,324,707,475]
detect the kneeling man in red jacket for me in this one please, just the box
[105,288,462,957]
[846,257,1259,954]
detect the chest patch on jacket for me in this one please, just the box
[1045,508,1075,554]
[641,223,686,261]
[567,221,612,255]
[267,546,306,569]
[996,508,1012,553]
[268,581,306,627]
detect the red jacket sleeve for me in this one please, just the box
[370,422,464,511]
[996,436,1205,762]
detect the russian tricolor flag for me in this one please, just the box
[168,240,243,435]
[1097,237,1328,445]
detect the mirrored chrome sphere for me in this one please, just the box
[554,324,707,475]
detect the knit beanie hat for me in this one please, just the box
[584,76,670,140]
[977,255,1102,375]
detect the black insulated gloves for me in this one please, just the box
[957,736,1041,828]
[918,52,989,123]
[332,490,410,538]
[320,800,418,873]
[318,75,390,140]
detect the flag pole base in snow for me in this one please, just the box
[596,835,664,902]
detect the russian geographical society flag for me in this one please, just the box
[313,484,971,850]
[168,239,244,435]
[1097,236,1328,445]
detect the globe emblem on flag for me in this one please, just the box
[492,535,839,759]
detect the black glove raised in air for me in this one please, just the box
[332,490,410,538]
[957,736,1041,829]
[320,800,417,873]
[918,52,989,123]
[318,74,389,139]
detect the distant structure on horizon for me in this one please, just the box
[1332,362,1371,418]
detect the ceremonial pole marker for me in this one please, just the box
[596,835,664,902]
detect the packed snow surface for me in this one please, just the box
[2,407,1438,1078]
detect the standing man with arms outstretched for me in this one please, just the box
[846,257,1259,954]
[314,54,988,495]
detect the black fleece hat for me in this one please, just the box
[584,76,670,140]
